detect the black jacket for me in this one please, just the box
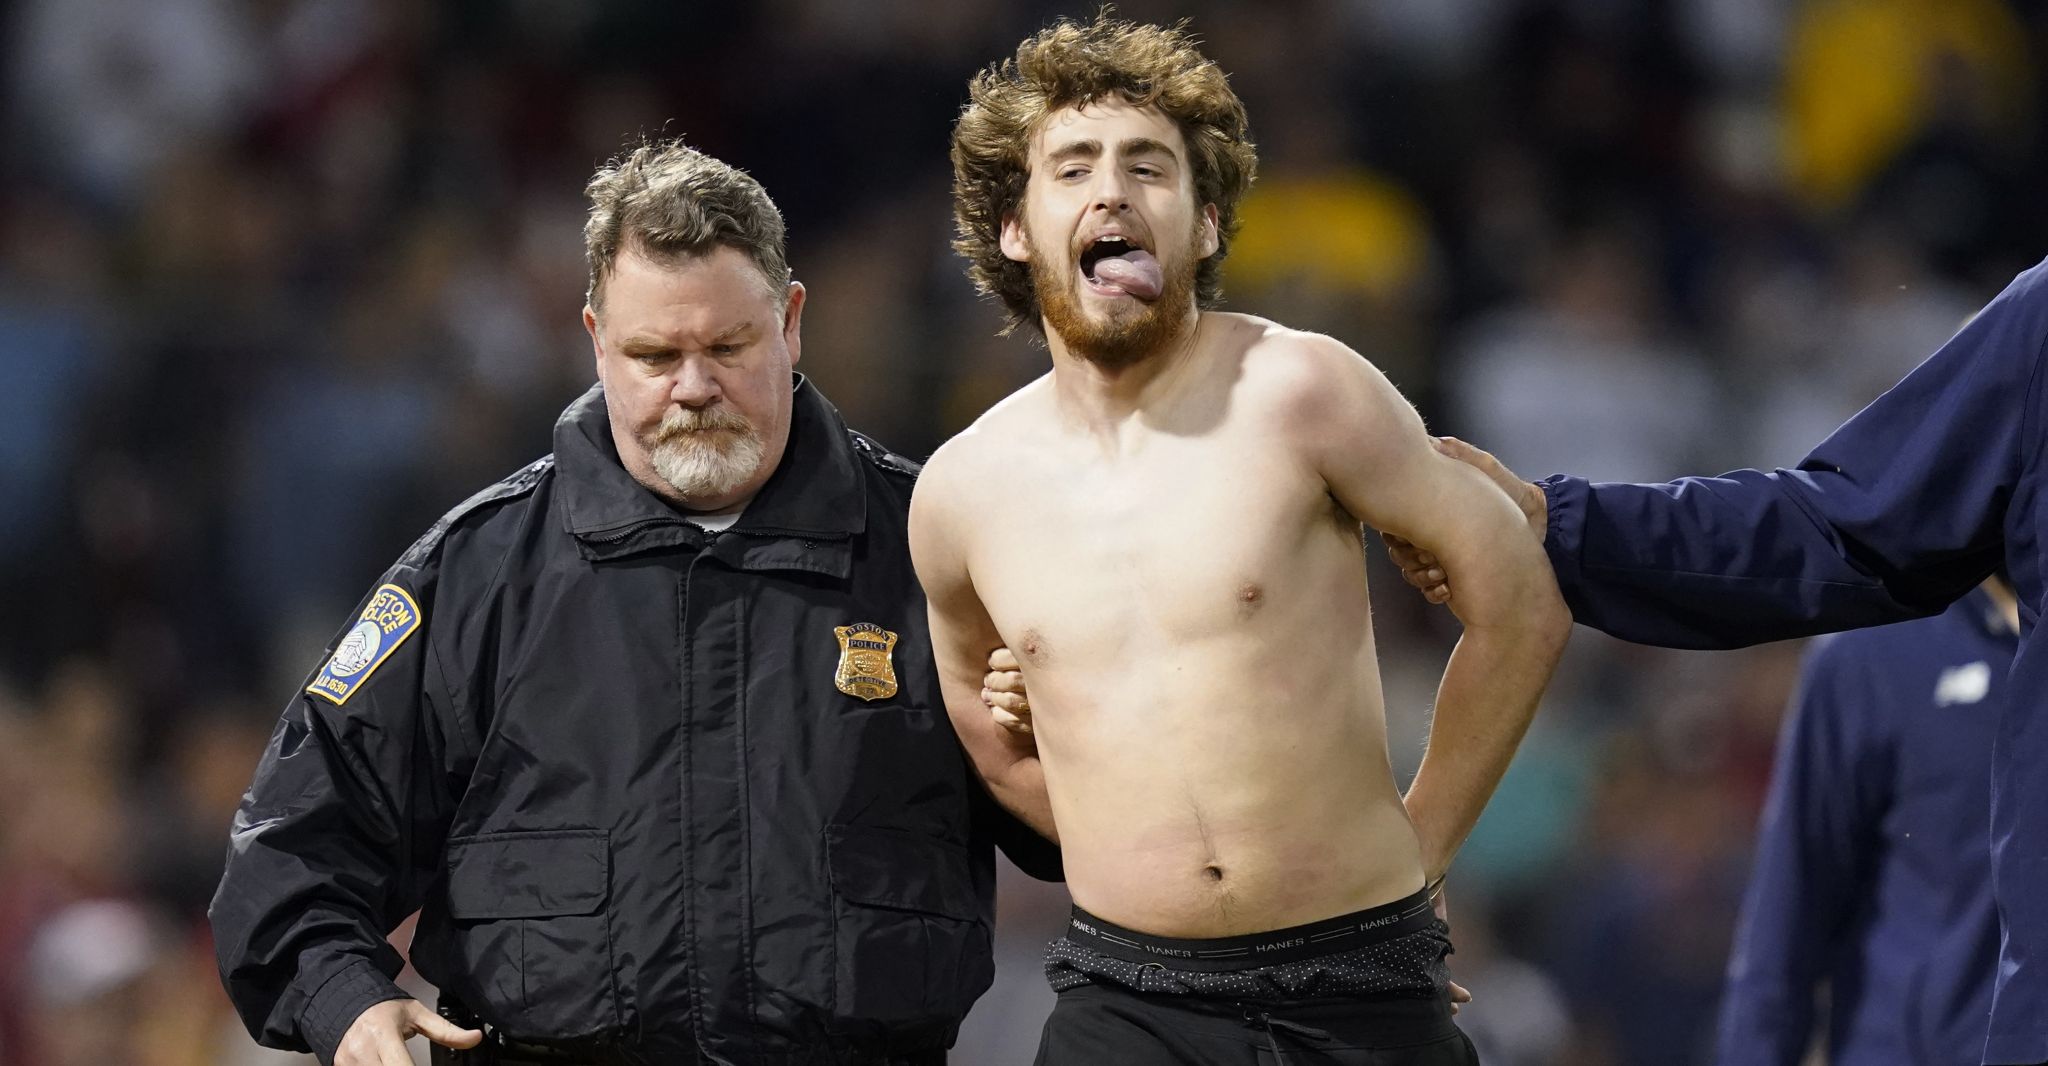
[211,378,1058,1065]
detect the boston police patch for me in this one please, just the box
[307,584,422,706]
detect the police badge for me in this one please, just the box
[833,623,900,701]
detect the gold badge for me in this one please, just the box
[834,623,900,701]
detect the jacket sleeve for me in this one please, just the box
[208,561,466,1064]
[1541,258,2048,649]
[1714,636,1890,1066]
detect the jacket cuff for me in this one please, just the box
[297,957,410,1066]
[1537,474,1587,603]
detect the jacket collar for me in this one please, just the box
[554,375,867,555]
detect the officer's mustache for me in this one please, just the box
[654,404,755,445]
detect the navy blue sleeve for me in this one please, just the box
[1541,258,2048,649]
[1715,636,1891,1066]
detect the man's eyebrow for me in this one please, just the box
[617,336,673,355]
[709,321,755,343]
[1043,139,1103,165]
[617,321,755,354]
[1043,137,1179,168]
[1117,137,1178,162]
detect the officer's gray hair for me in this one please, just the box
[583,138,791,311]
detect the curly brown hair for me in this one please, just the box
[951,13,1257,335]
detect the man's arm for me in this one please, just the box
[909,445,1058,841]
[209,568,480,1065]
[1418,261,2048,648]
[967,647,1063,879]
[1282,335,1570,880]
[1716,636,1887,1066]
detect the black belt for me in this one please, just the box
[429,998,621,1066]
[429,998,950,1066]
[450,1044,946,1066]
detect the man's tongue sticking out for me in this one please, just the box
[1092,250,1163,300]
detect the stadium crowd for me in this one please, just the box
[3,0,2045,1062]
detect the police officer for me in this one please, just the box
[209,139,1059,1066]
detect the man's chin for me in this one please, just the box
[649,439,765,503]
[656,469,755,505]
[1067,325,1165,371]
[1058,301,1177,364]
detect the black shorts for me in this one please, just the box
[1035,889,1476,1065]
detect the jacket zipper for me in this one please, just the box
[583,520,848,545]
[678,547,705,1052]
[581,517,680,544]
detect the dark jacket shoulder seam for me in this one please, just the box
[415,457,553,750]
[847,431,922,485]
[399,456,556,571]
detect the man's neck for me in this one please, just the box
[1985,576,2022,633]
[1044,309,1205,433]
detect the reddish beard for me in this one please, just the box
[1030,227,1200,370]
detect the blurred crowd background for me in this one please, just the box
[3,0,2044,1063]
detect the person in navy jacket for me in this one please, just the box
[1717,579,2015,1066]
[1385,257,2048,1064]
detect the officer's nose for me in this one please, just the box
[669,356,721,408]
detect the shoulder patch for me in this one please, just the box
[848,431,923,479]
[307,584,423,705]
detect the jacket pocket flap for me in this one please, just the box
[826,824,979,922]
[445,830,609,920]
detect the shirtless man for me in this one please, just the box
[910,15,1572,1065]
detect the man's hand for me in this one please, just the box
[1429,879,1473,1014]
[981,646,1031,735]
[335,998,481,1066]
[1383,437,1546,604]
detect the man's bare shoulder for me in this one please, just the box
[1213,313,1402,427]
[918,374,1055,506]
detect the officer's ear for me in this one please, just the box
[583,304,608,383]
[781,282,806,367]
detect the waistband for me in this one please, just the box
[1063,887,1437,972]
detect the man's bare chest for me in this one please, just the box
[965,437,1354,654]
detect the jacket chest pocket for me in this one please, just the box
[825,824,992,1027]
[442,829,619,1040]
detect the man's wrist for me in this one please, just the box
[1535,474,1583,558]
[298,958,410,1066]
